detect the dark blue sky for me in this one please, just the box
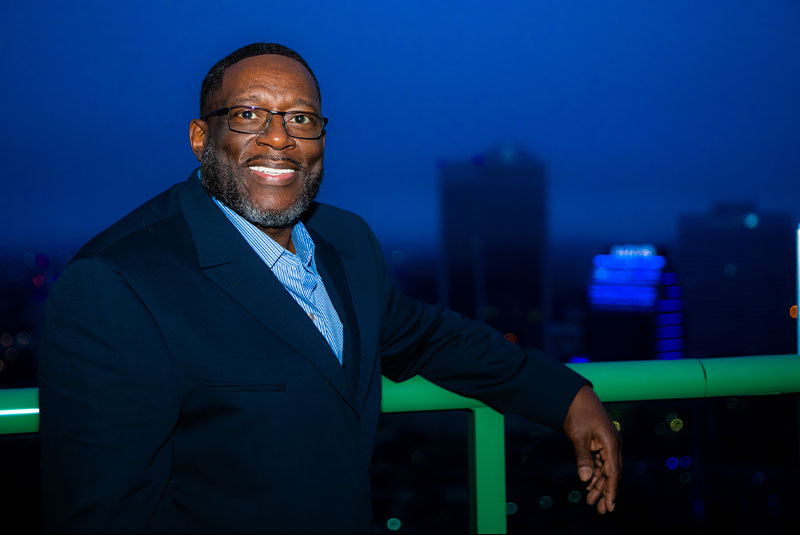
[3,1,799,255]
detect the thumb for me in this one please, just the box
[574,443,594,482]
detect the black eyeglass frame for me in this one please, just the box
[201,105,328,140]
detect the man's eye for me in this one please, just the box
[233,109,261,121]
[290,114,312,124]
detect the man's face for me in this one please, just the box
[191,54,325,228]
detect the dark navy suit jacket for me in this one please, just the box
[39,170,586,533]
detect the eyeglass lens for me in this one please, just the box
[228,107,324,138]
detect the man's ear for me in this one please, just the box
[189,119,208,162]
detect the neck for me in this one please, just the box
[258,224,295,254]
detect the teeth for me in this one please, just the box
[250,166,294,174]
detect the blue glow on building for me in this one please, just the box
[589,245,666,310]
[588,244,684,360]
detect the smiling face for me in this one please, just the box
[190,54,325,229]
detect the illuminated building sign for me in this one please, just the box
[589,244,665,310]
[587,244,684,360]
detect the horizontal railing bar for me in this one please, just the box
[568,354,800,402]
[2,355,799,434]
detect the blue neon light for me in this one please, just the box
[665,286,682,299]
[656,338,683,352]
[656,299,682,312]
[656,326,684,339]
[655,313,683,326]
[592,267,661,284]
[593,255,666,270]
[567,355,591,363]
[589,284,658,308]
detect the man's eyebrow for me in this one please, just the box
[294,98,317,109]
[231,94,319,110]
[234,95,265,105]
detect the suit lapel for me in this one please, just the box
[308,231,361,397]
[178,174,356,413]
[306,222,378,413]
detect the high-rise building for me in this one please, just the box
[676,202,795,358]
[438,145,547,347]
[584,243,682,361]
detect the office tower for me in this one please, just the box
[676,202,794,358]
[585,244,682,361]
[439,145,547,347]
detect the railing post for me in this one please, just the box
[468,406,506,534]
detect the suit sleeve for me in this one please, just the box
[39,257,181,533]
[368,227,587,430]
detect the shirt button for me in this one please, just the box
[308,312,315,321]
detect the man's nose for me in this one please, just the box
[256,115,295,150]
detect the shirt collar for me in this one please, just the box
[291,223,315,267]
[202,171,315,269]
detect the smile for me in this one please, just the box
[248,165,298,185]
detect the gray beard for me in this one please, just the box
[200,142,323,229]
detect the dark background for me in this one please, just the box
[2,1,799,533]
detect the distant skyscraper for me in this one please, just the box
[677,202,795,358]
[439,145,547,347]
[585,244,683,361]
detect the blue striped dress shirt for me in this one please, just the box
[212,198,345,365]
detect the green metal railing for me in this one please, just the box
[381,353,800,533]
[4,354,799,533]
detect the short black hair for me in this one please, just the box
[199,42,321,115]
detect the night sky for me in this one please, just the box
[3,1,799,255]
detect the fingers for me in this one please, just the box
[603,455,620,513]
[597,434,621,513]
[586,468,607,504]
[585,452,619,514]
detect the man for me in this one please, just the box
[39,43,620,533]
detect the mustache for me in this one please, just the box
[243,155,304,169]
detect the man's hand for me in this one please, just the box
[563,384,622,514]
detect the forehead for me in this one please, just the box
[217,54,320,110]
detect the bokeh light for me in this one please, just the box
[743,213,759,229]
[538,496,553,509]
[0,333,12,347]
[670,418,684,432]
[568,491,581,504]
[386,517,402,531]
[505,502,518,515]
[16,332,31,346]
[666,457,679,470]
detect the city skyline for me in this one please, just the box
[2,1,799,255]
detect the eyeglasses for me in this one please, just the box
[201,106,328,139]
